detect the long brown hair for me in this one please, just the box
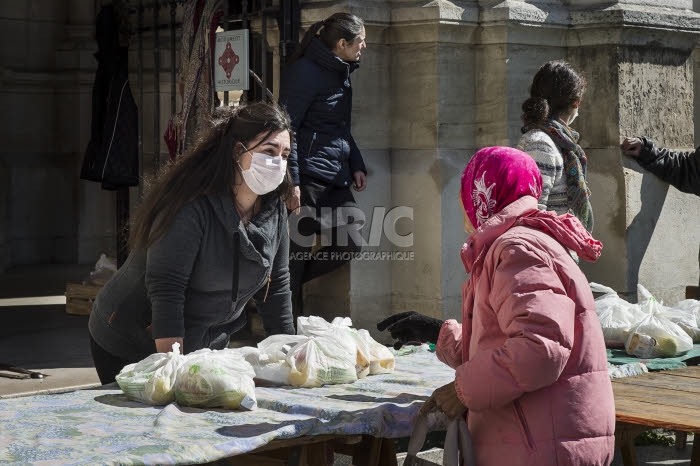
[287,12,364,64]
[129,102,294,250]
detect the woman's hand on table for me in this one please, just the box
[420,381,467,420]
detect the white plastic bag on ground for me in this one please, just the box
[664,300,700,343]
[286,334,358,388]
[173,349,256,410]
[116,342,184,405]
[84,253,117,286]
[625,286,694,358]
[296,316,370,378]
[357,329,395,374]
[590,282,645,348]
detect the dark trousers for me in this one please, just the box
[289,222,361,318]
[89,334,133,385]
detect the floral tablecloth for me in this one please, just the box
[0,346,454,465]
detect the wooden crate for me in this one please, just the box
[65,283,102,315]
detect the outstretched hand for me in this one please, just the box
[621,137,643,158]
[376,311,444,350]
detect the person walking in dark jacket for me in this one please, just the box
[88,103,296,384]
[621,137,700,196]
[278,13,368,317]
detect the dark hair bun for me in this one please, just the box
[521,97,549,127]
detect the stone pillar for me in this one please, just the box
[566,2,700,303]
[389,1,480,324]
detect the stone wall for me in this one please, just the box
[295,0,700,336]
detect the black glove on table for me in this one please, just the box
[376,311,444,350]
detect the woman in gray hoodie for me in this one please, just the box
[88,102,296,384]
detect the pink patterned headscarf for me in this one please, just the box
[461,146,543,229]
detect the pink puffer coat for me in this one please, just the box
[436,196,615,466]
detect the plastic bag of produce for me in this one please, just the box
[257,334,309,363]
[590,282,645,348]
[116,342,184,405]
[664,300,700,343]
[235,346,293,386]
[173,349,256,410]
[357,329,395,374]
[286,334,358,388]
[296,316,371,378]
[625,287,693,358]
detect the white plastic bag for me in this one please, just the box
[664,300,700,343]
[590,282,645,348]
[625,287,694,358]
[116,342,184,405]
[257,334,309,362]
[85,253,117,286]
[297,316,371,378]
[173,349,257,410]
[357,329,395,374]
[235,346,293,386]
[286,334,358,388]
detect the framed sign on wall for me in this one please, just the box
[214,29,249,91]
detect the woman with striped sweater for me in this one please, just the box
[517,61,593,232]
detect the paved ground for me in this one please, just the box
[0,265,695,465]
[0,264,99,398]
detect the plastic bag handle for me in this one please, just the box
[407,414,476,466]
[407,413,430,457]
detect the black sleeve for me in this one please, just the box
[348,133,367,175]
[253,205,295,335]
[637,137,700,196]
[146,201,205,339]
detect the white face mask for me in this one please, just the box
[238,146,287,195]
[568,107,579,125]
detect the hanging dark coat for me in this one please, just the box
[81,4,139,190]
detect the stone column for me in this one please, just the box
[566,2,700,303]
[389,0,480,324]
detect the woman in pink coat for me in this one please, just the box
[378,147,615,465]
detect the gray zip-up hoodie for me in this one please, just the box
[88,192,294,362]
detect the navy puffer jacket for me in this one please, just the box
[278,37,366,187]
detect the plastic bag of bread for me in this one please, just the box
[590,282,645,348]
[625,286,693,359]
[357,329,395,374]
[664,300,700,343]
